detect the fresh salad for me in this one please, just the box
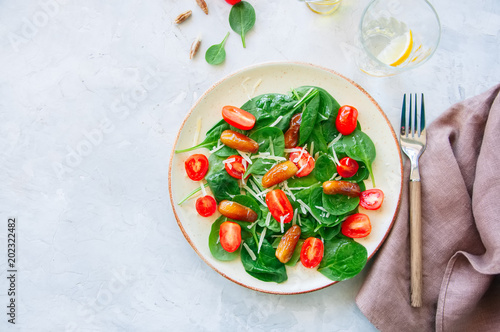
[175,86,385,284]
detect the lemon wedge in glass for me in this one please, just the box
[377,30,413,67]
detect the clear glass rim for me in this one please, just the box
[359,0,442,74]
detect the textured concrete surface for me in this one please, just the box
[0,0,498,330]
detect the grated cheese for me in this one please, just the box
[327,133,343,148]
[251,79,263,98]
[269,115,283,128]
[243,242,257,261]
[292,208,297,225]
[331,145,340,165]
[251,154,286,162]
[329,172,338,181]
[296,199,322,224]
[243,185,266,206]
[293,144,307,163]
[293,87,314,108]
[310,141,315,157]
[193,117,202,146]
[209,140,224,154]
[284,148,302,154]
[279,213,289,233]
[200,182,207,196]
[281,181,296,201]
[298,213,302,226]
[257,227,267,253]
[238,150,253,165]
[247,221,256,229]
[265,212,272,227]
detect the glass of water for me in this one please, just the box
[357,0,441,76]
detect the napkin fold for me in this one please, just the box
[356,84,500,332]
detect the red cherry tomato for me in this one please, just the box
[300,237,324,268]
[224,155,249,179]
[360,189,385,210]
[196,195,217,217]
[265,189,294,223]
[184,154,209,181]
[336,105,358,135]
[222,106,256,131]
[341,213,372,238]
[220,221,241,253]
[289,148,315,177]
[337,157,359,178]
[225,0,241,4]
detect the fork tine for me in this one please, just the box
[401,94,407,136]
[409,94,413,136]
[414,93,418,135]
[420,93,426,133]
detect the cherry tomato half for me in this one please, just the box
[220,221,241,253]
[341,213,372,238]
[225,0,241,4]
[265,189,294,223]
[289,148,315,177]
[336,105,358,135]
[184,154,209,181]
[196,195,217,217]
[222,106,256,131]
[337,157,359,178]
[224,155,248,179]
[360,189,385,210]
[300,237,324,268]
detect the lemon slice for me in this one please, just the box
[377,30,413,67]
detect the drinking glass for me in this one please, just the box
[357,0,441,76]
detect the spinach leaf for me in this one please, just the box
[257,208,281,233]
[213,145,238,158]
[233,194,261,220]
[287,173,320,188]
[175,119,228,153]
[298,216,318,238]
[318,236,367,281]
[244,127,285,177]
[294,86,340,121]
[205,32,230,65]
[240,237,287,283]
[205,154,240,202]
[313,154,336,182]
[342,129,377,185]
[342,162,369,182]
[241,93,297,132]
[304,125,329,154]
[208,216,239,261]
[309,187,344,226]
[229,1,255,48]
[322,191,360,216]
[298,94,320,146]
[319,225,341,241]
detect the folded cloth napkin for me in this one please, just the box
[356,84,500,332]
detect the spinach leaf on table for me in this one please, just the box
[229,1,256,48]
[342,129,377,185]
[205,32,230,65]
[208,216,239,261]
[240,237,288,283]
[318,236,367,281]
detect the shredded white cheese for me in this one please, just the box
[200,182,207,196]
[251,154,286,161]
[269,115,283,128]
[238,150,253,165]
[315,206,329,213]
[329,172,338,181]
[243,185,266,206]
[292,208,297,225]
[257,227,267,253]
[327,133,343,148]
[298,213,302,226]
[279,214,289,233]
[293,144,307,163]
[193,117,202,146]
[310,141,315,157]
[293,87,314,108]
[296,199,322,224]
[331,145,340,165]
[284,148,302,153]
[281,181,296,201]
[247,221,256,229]
[209,140,224,154]
[265,212,272,227]
[243,242,257,261]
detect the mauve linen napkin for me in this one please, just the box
[356,84,500,332]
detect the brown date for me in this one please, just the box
[322,180,361,197]
[261,161,298,188]
[218,200,258,222]
[275,225,302,263]
[284,113,302,149]
[220,130,259,153]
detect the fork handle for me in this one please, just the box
[410,180,423,307]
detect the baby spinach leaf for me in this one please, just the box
[209,216,239,261]
[241,237,288,283]
[299,94,320,146]
[257,208,281,233]
[233,194,261,220]
[244,127,285,177]
[205,154,240,202]
[342,129,377,186]
[294,86,340,121]
[298,216,318,238]
[205,32,230,65]
[241,93,297,132]
[213,145,238,158]
[175,119,228,153]
[309,187,344,226]
[322,191,360,216]
[305,125,329,154]
[342,162,369,182]
[313,154,336,182]
[319,224,341,241]
[229,1,255,48]
[318,236,367,281]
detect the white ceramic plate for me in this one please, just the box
[169,62,403,294]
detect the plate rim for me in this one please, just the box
[168,61,403,295]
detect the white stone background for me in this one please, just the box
[0,0,498,331]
